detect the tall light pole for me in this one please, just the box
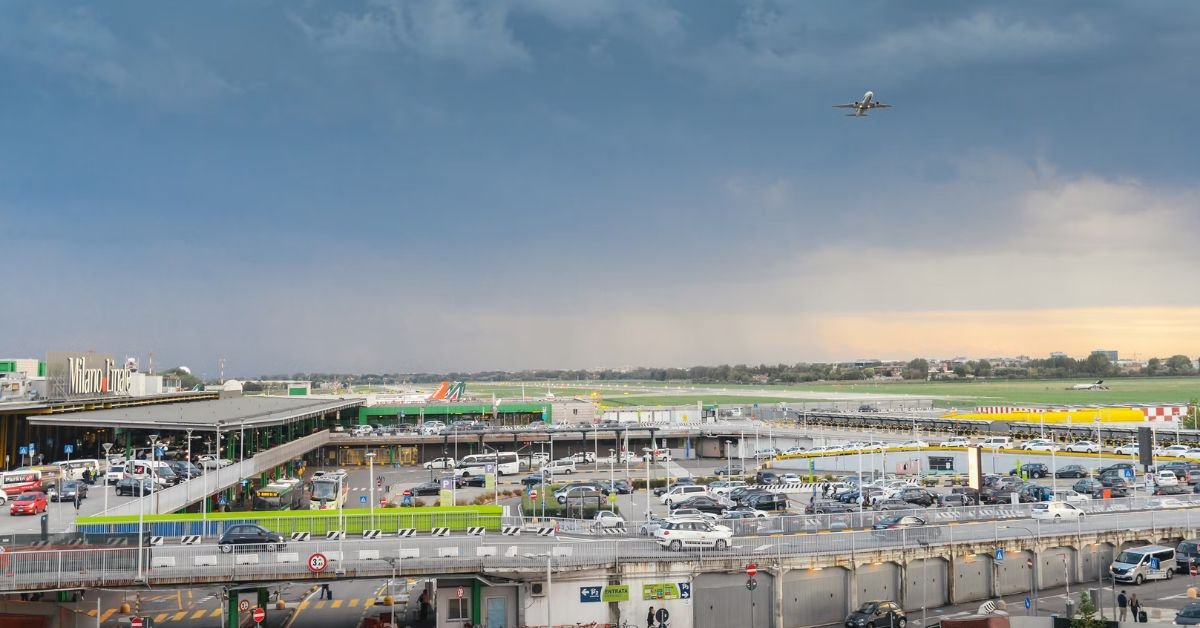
[367,452,376,526]
[185,429,193,508]
[101,443,112,515]
[239,422,246,464]
[725,440,733,478]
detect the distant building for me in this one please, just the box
[1049,352,1068,359]
[1091,349,1119,362]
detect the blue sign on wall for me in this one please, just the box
[1025,597,1031,610]
[580,587,602,603]
[678,582,691,599]
[995,549,1005,562]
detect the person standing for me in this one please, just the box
[1130,593,1141,623]
[73,490,81,513]
[419,589,431,620]
[320,583,332,600]
[1117,590,1128,622]
[646,606,655,628]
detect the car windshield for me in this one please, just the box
[17,493,38,500]
[1181,542,1199,555]
[1181,606,1200,619]
[857,603,879,613]
[1116,551,1146,564]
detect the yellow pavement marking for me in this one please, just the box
[298,600,311,609]
[99,609,117,623]
[173,611,188,621]
[154,613,168,623]
[349,598,360,607]
[191,610,208,620]
[210,608,222,618]
[315,600,327,609]
[331,599,343,609]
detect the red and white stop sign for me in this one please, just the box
[529,489,538,500]
[746,563,758,577]
[130,618,144,628]
[252,607,266,623]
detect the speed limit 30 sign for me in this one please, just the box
[307,552,329,573]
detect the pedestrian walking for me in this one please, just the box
[320,583,332,600]
[1117,590,1128,622]
[419,589,431,620]
[73,491,81,513]
[1130,593,1141,623]
[647,606,655,628]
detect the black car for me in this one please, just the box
[807,500,856,514]
[462,475,486,488]
[598,480,632,495]
[1158,461,1200,479]
[1009,463,1049,479]
[845,601,906,628]
[1072,478,1104,494]
[672,495,727,514]
[896,488,937,507]
[115,478,156,496]
[1176,602,1200,626]
[1055,464,1089,479]
[1017,484,1052,503]
[734,489,774,507]
[49,480,89,502]
[411,481,441,496]
[168,460,203,480]
[1178,540,1200,574]
[217,524,286,553]
[755,471,780,485]
[1154,485,1190,496]
[1098,462,1134,476]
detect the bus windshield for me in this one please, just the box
[311,480,341,500]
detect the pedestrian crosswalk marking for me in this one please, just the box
[349,598,360,607]
[99,609,116,623]
[210,608,222,618]
[331,599,343,609]
[172,611,187,621]
[154,613,168,623]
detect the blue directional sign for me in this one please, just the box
[995,549,1005,563]
[360,495,368,504]
[678,582,691,599]
[1124,468,1135,479]
[28,443,35,452]
[1025,597,1031,610]
[63,444,74,455]
[580,587,602,603]
[1151,557,1161,570]
[401,495,412,506]
[18,447,27,456]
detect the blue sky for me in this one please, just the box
[3,1,1200,375]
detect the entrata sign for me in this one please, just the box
[46,352,133,399]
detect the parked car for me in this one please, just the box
[845,601,906,628]
[1156,470,1180,487]
[936,493,973,508]
[1177,540,1200,574]
[665,508,718,522]
[1065,440,1101,453]
[411,482,441,496]
[895,487,937,507]
[1009,463,1049,479]
[653,479,696,497]
[1112,442,1140,456]
[806,500,856,514]
[423,457,456,470]
[10,492,48,515]
[592,510,625,529]
[713,464,744,476]
[707,480,747,496]
[217,523,286,553]
[597,480,633,495]
[1052,464,1088,479]
[939,436,971,447]
[661,485,711,507]
[671,495,729,514]
[874,498,913,511]
[1153,485,1190,496]
[654,520,733,551]
[1022,439,1060,452]
[755,471,780,485]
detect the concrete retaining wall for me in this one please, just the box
[782,568,849,627]
[693,572,774,628]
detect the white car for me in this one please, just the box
[1160,445,1190,457]
[423,457,456,469]
[1155,470,1179,486]
[654,519,733,551]
[783,447,806,455]
[1113,443,1140,455]
[1065,441,1100,454]
[899,440,928,448]
[708,480,747,496]
[1031,501,1084,521]
[660,485,709,505]
[939,437,971,447]
[593,510,625,529]
[779,473,801,484]
[1182,449,1200,461]
[1023,439,1061,452]
[1047,491,1092,504]
[753,448,778,460]
[106,464,127,485]
[197,456,233,469]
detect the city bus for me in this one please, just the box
[253,478,306,511]
[0,470,44,496]
[458,452,520,476]
[51,459,105,481]
[309,471,349,510]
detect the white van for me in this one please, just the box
[1111,545,1177,584]
[128,460,178,487]
[544,459,577,474]
[52,459,105,481]
[979,436,1013,449]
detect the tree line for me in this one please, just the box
[251,353,1198,386]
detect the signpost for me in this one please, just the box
[252,608,265,624]
[130,618,144,628]
[995,549,1005,563]
[359,495,368,504]
[746,563,758,627]
[457,586,464,600]
[307,553,328,573]
[238,599,251,613]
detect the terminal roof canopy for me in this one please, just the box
[26,396,363,430]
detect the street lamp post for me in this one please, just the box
[185,429,193,508]
[725,440,733,478]
[101,443,112,515]
[367,452,376,526]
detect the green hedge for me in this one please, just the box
[77,505,503,534]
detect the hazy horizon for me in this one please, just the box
[4,1,1199,374]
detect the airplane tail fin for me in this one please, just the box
[445,381,466,401]
[429,381,450,401]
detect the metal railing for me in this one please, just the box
[1,506,1195,593]
[94,431,332,519]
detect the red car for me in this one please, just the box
[10,492,48,516]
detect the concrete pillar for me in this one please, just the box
[227,593,240,628]
[947,553,956,603]
[848,562,859,611]
[899,557,909,607]
[774,567,786,628]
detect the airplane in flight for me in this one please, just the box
[833,91,892,117]
[1067,380,1108,391]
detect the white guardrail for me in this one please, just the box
[96,431,332,518]
[3,506,1199,592]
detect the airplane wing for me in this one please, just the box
[832,103,858,108]
[870,102,893,108]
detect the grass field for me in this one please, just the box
[469,377,1199,408]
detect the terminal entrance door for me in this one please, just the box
[399,446,417,465]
